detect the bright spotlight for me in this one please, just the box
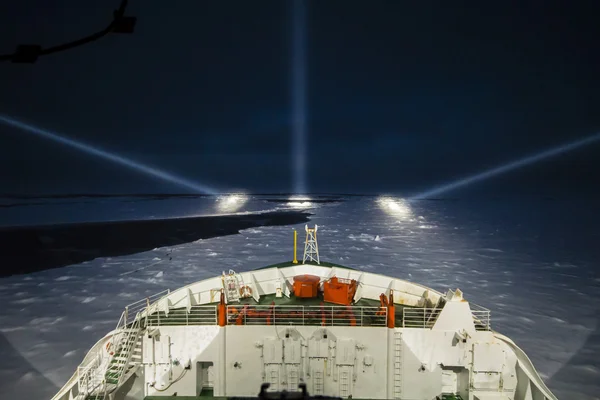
[216,194,248,213]
[287,195,312,208]
[377,197,412,218]
[0,114,218,194]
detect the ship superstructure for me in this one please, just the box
[52,226,558,400]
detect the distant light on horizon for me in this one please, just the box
[0,114,219,195]
[287,195,312,208]
[412,131,600,199]
[377,196,412,218]
[292,0,307,194]
[216,194,248,212]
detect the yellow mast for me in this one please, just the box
[292,229,298,264]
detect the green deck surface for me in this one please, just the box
[145,387,227,399]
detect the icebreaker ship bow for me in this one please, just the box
[53,226,558,400]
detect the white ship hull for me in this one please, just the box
[52,262,558,400]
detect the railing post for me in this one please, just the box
[125,306,129,326]
[402,308,405,328]
[387,290,395,328]
[302,306,305,325]
[360,307,363,327]
[186,307,189,325]
[146,298,150,327]
[331,307,334,326]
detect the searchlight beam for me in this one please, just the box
[291,0,307,194]
[0,114,218,195]
[412,132,600,199]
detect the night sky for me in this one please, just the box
[1,1,599,196]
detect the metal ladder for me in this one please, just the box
[103,316,142,393]
[393,332,402,399]
[314,370,324,395]
[81,312,142,400]
[288,369,299,392]
[339,368,350,398]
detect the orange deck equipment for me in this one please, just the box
[323,276,357,305]
[293,274,320,298]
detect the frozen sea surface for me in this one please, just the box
[0,194,302,227]
[0,195,598,399]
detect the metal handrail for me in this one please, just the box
[76,352,104,397]
[226,305,386,327]
[147,305,218,327]
[402,308,443,328]
[401,305,491,330]
[114,313,142,387]
[125,289,170,324]
[470,303,491,331]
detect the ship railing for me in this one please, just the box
[470,303,491,331]
[402,307,443,328]
[124,289,170,325]
[226,305,387,327]
[77,351,105,397]
[146,305,218,327]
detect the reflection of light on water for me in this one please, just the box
[216,194,248,213]
[288,201,312,208]
[377,197,412,218]
[288,195,312,208]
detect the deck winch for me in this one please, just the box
[323,276,357,306]
[292,274,320,298]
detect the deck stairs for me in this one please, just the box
[77,311,143,400]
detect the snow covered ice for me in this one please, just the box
[0,195,598,399]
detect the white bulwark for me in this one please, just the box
[53,262,558,400]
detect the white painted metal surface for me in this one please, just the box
[52,262,558,400]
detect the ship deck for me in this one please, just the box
[145,292,412,328]
[139,261,489,330]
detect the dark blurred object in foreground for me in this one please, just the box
[230,383,342,400]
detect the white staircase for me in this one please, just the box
[77,310,143,400]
